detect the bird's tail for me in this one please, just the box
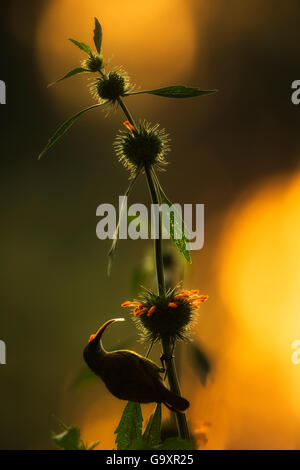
[159,385,190,412]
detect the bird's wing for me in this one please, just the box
[99,351,162,402]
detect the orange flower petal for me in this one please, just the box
[134,307,148,317]
[147,306,156,316]
[123,120,135,133]
[168,302,179,308]
[121,301,141,308]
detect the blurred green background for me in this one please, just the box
[1,0,300,450]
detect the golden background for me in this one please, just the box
[1,0,300,449]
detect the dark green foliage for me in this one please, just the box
[69,38,93,56]
[47,67,90,88]
[128,85,217,99]
[158,184,191,263]
[157,437,195,450]
[114,402,143,450]
[93,17,103,54]
[114,402,192,450]
[143,403,162,446]
[52,419,99,450]
[38,104,103,159]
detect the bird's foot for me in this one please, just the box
[160,353,175,371]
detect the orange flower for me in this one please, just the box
[123,120,135,134]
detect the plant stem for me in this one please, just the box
[98,69,136,128]
[114,91,190,441]
[144,165,190,441]
[144,164,165,297]
[161,340,190,441]
[117,97,136,128]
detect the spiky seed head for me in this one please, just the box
[122,287,208,343]
[114,121,170,177]
[92,70,131,104]
[82,54,104,72]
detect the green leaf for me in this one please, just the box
[157,437,195,450]
[52,418,99,450]
[127,85,217,99]
[143,404,162,447]
[93,17,103,54]
[189,342,211,386]
[52,426,82,450]
[158,185,191,264]
[114,402,143,450]
[87,440,100,450]
[38,104,103,160]
[47,67,90,88]
[127,438,153,450]
[107,169,142,276]
[69,38,93,56]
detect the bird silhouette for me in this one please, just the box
[83,318,189,412]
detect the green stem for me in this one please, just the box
[162,340,190,441]
[144,164,165,297]
[144,165,190,441]
[109,84,190,441]
[117,97,136,128]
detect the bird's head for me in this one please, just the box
[87,318,125,348]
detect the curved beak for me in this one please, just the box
[88,318,125,343]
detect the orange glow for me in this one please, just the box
[35,0,197,110]
[218,172,300,421]
[189,171,300,449]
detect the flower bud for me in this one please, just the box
[82,53,104,72]
[92,70,130,104]
[114,121,170,177]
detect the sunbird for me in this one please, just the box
[83,318,189,412]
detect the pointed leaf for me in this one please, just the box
[69,38,93,56]
[93,18,102,54]
[127,438,152,450]
[87,441,100,450]
[38,104,103,160]
[107,168,142,275]
[157,437,195,450]
[52,426,82,450]
[128,85,217,99]
[47,67,90,88]
[158,185,191,264]
[143,404,162,446]
[114,402,143,450]
[189,342,211,386]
